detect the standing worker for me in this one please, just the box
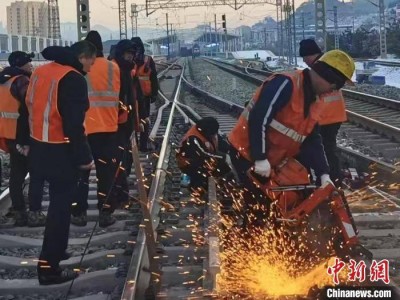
[228,50,355,225]
[26,41,95,285]
[131,37,159,152]
[176,117,231,195]
[0,51,38,226]
[72,31,120,227]
[111,39,138,203]
[299,39,348,186]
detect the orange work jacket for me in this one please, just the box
[0,76,21,140]
[134,56,152,97]
[85,57,120,134]
[319,90,347,125]
[26,62,79,143]
[176,125,217,170]
[229,70,325,166]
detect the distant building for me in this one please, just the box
[7,1,48,37]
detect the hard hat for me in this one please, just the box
[317,50,355,81]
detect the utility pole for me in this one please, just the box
[333,6,339,49]
[379,0,387,58]
[315,0,326,51]
[166,13,170,59]
[76,0,90,40]
[301,12,305,40]
[118,0,127,39]
[292,0,297,66]
[264,27,267,49]
[214,14,218,54]
[222,14,228,58]
[131,3,138,38]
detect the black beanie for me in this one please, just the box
[299,39,322,57]
[8,51,34,67]
[131,37,145,53]
[85,30,103,51]
[196,117,219,137]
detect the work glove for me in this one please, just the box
[320,174,334,187]
[254,159,271,178]
[16,144,29,157]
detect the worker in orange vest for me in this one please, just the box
[0,51,42,226]
[131,37,159,152]
[299,39,347,186]
[26,41,95,285]
[111,39,139,203]
[71,31,120,228]
[176,117,231,194]
[228,50,355,227]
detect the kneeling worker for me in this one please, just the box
[176,117,230,194]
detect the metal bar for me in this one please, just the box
[121,61,185,300]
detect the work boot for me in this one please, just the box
[38,265,78,285]
[99,211,116,228]
[14,210,28,227]
[27,211,46,227]
[71,212,87,227]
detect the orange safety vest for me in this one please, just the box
[319,90,347,125]
[85,57,120,134]
[229,70,325,166]
[176,125,217,170]
[134,56,152,97]
[0,76,21,140]
[26,62,80,143]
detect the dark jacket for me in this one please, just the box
[248,69,329,177]
[30,46,92,167]
[0,66,30,145]
[113,45,136,133]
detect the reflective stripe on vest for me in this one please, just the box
[0,76,21,139]
[26,63,79,143]
[85,58,120,134]
[135,56,152,97]
[269,119,306,143]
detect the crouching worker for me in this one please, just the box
[176,117,231,195]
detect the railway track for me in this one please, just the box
[198,57,400,171]
[0,62,180,299]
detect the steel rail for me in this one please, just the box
[120,62,185,300]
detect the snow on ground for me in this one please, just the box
[232,50,277,61]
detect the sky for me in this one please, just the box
[0,0,306,32]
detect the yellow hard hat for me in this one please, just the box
[318,50,355,81]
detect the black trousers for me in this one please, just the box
[7,140,29,212]
[320,123,342,187]
[138,97,151,151]
[29,140,78,268]
[73,132,119,215]
[115,124,131,204]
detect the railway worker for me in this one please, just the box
[26,41,95,285]
[71,31,120,228]
[111,39,139,203]
[228,50,355,226]
[0,51,43,226]
[176,117,231,195]
[299,39,348,187]
[131,37,159,152]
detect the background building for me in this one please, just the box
[7,1,48,37]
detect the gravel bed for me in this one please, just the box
[0,241,128,258]
[188,58,255,105]
[0,225,138,239]
[347,84,400,101]
[0,153,10,191]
